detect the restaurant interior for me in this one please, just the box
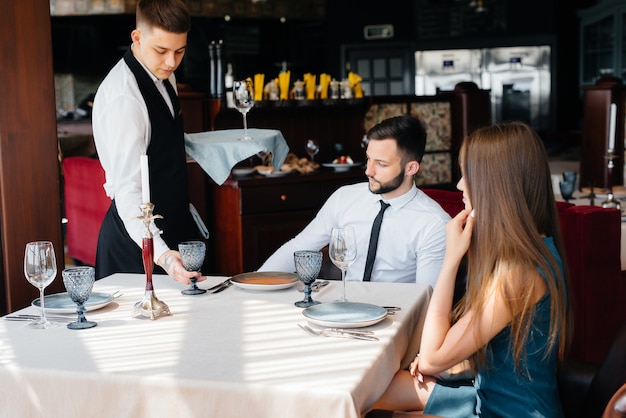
[1,0,626,416]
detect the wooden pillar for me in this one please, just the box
[580,76,625,190]
[0,2,64,314]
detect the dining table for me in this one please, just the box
[0,273,431,418]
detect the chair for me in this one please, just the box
[62,156,110,266]
[559,319,626,418]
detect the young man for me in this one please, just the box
[258,115,450,286]
[92,0,203,285]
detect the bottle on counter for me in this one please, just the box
[225,63,234,108]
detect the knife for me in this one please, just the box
[206,278,231,292]
[322,330,379,341]
[210,280,232,294]
[5,314,71,322]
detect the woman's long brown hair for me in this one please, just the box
[454,121,571,372]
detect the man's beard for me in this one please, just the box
[369,168,405,195]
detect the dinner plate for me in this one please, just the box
[32,292,114,314]
[322,163,362,172]
[230,271,299,291]
[302,302,388,328]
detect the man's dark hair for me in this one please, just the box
[367,115,427,163]
[136,0,191,34]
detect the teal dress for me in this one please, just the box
[424,237,565,418]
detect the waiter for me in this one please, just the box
[92,0,205,285]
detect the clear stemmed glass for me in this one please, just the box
[294,250,323,308]
[62,266,97,330]
[24,241,59,329]
[179,241,206,295]
[306,139,319,162]
[329,227,357,302]
[233,79,255,140]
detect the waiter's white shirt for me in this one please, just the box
[92,55,177,261]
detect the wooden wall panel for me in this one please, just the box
[0,2,64,314]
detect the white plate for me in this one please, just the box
[257,170,290,177]
[302,302,387,328]
[230,271,299,291]
[322,163,362,172]
[32,292,114,314]
[232,167,255,177]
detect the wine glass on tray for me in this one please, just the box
[294,250,323,308]
[178,241,206,295]
[233,79,255,140]
[24,241,59,329]
[63,266,97,330]
[329,227,357,302]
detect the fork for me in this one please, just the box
[297,324,379,341]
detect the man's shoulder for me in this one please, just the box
[411,188,454,221]
[94,59,141,108]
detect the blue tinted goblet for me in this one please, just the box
[62,266,97,330]
[294,250,323,308]
[559,180,575,202]
[562,171,577,185]
[179,241,206,295]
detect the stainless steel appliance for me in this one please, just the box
[481,45,552,130]
[415,49,483,95]
[415,45,553,131]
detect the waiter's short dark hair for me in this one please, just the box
[136,0,191,34]
[367,115,427,163]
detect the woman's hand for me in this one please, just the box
[157,250,206,285]
[444,208,475,263]
[409,354,424,383]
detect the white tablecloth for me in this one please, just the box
[0,274,431,418]
[185,129,290,185]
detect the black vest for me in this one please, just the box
[95,49,198,279]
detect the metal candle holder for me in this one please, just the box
[601,150,621,210]
[132,202,171,320]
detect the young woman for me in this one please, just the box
[372,121,571,417]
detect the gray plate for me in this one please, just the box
[302,302,387,328]
[32,292,114,314]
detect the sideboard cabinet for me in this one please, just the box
[207,170,363,276]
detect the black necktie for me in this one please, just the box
[163,78,181,117]
[363,200,391,282]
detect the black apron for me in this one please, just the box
[95,49,198,279]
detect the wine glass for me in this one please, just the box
[24,241,58,329]
[329,227,357,302]
[233,79,255,140]
[294,250,323,308]
[62,266,97,330]
[306,139,319,162]
[179,241,206,295]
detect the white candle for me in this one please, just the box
[140,155,150,203]
[608,103,617,151]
